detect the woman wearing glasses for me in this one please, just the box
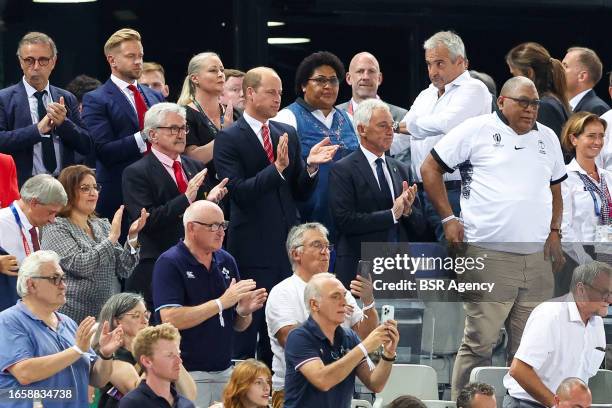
[40,165,148,323]
[178,52,239,184]
[94,293,196,407]
[275,51,358,243]
[506,42,571,144]
[209,359,271,408]
[557,112,610,294]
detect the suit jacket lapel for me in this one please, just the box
[105,80,139,129]
[387,158,403,199]
[354,149,390,208]
[15,82,33,129]
[239,117,271,165]
[147,153,179,194]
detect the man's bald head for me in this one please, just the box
[554,378,592,408]
[347,52,383,102]
[500,76,536,97]
[183,200,223,228]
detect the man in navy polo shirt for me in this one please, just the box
[284,273,399,408]
[152,200,267,407]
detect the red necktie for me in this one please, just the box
[29,227,40,251]
[127,84,151,152]
[261,123,274,164]
[172,161,188,193]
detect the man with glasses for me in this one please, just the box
[398,31,492,242]
[265,222,379,408]
[421,76,567,398]
[152,200,267,407]
[0,174,66,312]
[123,102,228,317]
[214,66,338,366]
[0,250,124,407]
[503,262,610,408]
[330,98,420,288]
[0,31,91,187]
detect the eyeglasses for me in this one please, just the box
[296,241,334,252]
[502,96,541,109]
[308,76,340,87]
[191,220,230,232]
[583,282,612,302]
[122,311,151,320]
[156,125,190,135]
[21,56,53,67]
[79,184,102,194]
[31,275,66,286]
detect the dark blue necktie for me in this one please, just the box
[34,90,56,173]
[375,158,393,206]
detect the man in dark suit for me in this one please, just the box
[82,28,164,220]
[122,102,227,313]
[330,98,419,288]
[563,46,610,115]
[0,32,91,186]
[214,66,338,365]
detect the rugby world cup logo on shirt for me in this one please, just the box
[538,140,546,154]
[222,267,231,280]
[492,133,503,147]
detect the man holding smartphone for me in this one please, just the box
[265,222,379,408]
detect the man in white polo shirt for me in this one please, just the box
[398,30,491,241]
[421,76,567,398]
[504,262,610,408]
[265,222,378,408]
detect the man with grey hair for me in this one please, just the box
[422,76,567,398]
[330,98,419,288]
[503,262,610,407]
[0,250,124,407]
[265,222,379,408]
[284,273,398,408]
[553,378,592,408]
[0,174,66,311]
[152,200,267,406]
[123,102,228,315]
[0,31,91,187]
[398,30,492,241]
[562,46,610,115]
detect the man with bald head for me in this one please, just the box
[214,66,338,365]
[421,76,567,398]
[554,378,592,408]
[153,200,268,406]
[337,52,409,157]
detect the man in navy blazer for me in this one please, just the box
[214,67,338,365]
[330,99,421,288]
[563,47,610,115]
[82,28,163,219]
[0,32,90,186]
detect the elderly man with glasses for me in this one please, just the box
[122,102,228,316]
[0,250,124,407]
[503,262,611,408]
[152,200,267,407]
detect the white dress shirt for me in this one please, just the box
[0,202,37,265]
[110,75,148,153]
[569,89,591,111]
[401,71,492,182]
[274,106,336,130]
[359,144,398,223]
[23,78,61,176]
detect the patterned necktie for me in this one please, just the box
[261,123,275,163]
[29,227,40,251]
[172,161,188,193]
[34,90,56,173]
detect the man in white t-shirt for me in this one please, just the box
[421,76,567,398]
[504,263,610,407]
[265,222,378,408]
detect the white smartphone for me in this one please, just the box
[381,305,395,323]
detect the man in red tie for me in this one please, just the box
[0,174,66,311]
[82,28,164,221]
[122,102,228,314]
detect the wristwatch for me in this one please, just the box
[380,351,397,362]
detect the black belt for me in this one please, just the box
[416,180,461,191]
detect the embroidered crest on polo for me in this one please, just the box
[538,140,546,154]
[492,133,503,147]
[222,267,230,280]
[185,271,195,279]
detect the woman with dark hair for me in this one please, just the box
[40,165,148,323]
[94,293,196,407]
[558,112,610,293]
[275,51,358,242]
[506,42,570,140]
[209,359,271,408]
